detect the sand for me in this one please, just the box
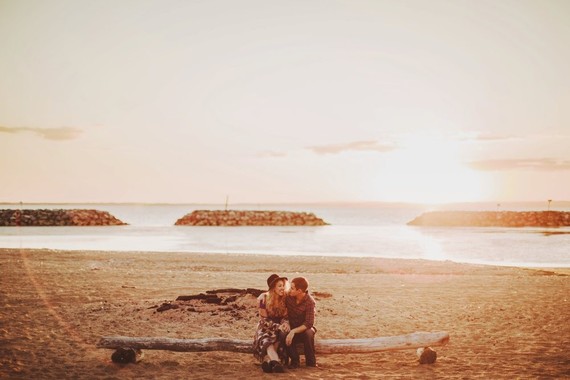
[1,248,569,379]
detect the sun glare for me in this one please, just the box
[380,136,487,204]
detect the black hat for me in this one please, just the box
[267,273,288,289]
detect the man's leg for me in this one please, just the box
[301,328,317,366]
[287,336,301,367]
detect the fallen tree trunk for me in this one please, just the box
[312,331,449,354]
[97,331,449,354]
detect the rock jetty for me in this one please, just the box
[175,210,328,226]
[0,209,127,226]
[407,211,570,228]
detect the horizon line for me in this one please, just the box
[1,200,569,206]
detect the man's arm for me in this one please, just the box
[302,297,315,330]
[286,324,307,346]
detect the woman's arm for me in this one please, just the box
[257,293,268,318]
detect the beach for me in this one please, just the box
[1,248,569,379]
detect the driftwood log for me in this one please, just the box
[98,331,449,364]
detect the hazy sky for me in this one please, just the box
[1,0,569,204]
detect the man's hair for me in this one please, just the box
[291,277,309,292]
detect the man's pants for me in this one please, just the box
[287,327,316,366]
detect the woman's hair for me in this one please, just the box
[266,279,287,317]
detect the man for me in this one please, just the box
[285,277,317,368]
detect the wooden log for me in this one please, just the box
[176,294,220,301]
[99,337,253,353]
[97,331,449,354]
[314,332,449,354]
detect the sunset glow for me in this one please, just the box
[380,136,488,204]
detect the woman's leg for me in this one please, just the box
[267,344,285,372]
[266,344,280,361]
[261,355,272,373]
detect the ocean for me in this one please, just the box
[1,202,569,268]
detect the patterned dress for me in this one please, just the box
[252,293,290,362]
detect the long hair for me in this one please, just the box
[266,279,287,318]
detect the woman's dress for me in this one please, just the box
[252,293,290,362]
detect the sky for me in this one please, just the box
[1,0,569,204]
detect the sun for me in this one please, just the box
[378,135,488,204]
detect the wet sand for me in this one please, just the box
[1,248,569,379]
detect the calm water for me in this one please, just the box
[1,203,569,268]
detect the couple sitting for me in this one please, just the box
[252,274,317,373]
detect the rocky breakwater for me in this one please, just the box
[0,209,127,226]
[175,210,328,226]
[407,211,570,228]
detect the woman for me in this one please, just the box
[253,273,290,373]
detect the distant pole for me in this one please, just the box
[225,196,229,211]
[548,199,552,211]
[496,203,501,212]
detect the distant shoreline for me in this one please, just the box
[1,201,570,208]
[1,248,569,270]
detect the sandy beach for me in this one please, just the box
[1,248,569,379]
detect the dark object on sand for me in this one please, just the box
[111,347,144,363]
[176,288,264,302]
[156,303,179,312]
[417,347,437,364]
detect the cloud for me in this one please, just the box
[467,158,570,171]
[0,126,83,140]
[460,132,518,142]
[307,140,396,155]
[256,150,288,158]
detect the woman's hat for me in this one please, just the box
[267,273,288,289]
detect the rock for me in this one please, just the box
[417,347,437,364]
[174,210,328,226]
[111,347,144,364]
[0,209,127,226]
[407,211,570,228]
[156,303,179,312]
